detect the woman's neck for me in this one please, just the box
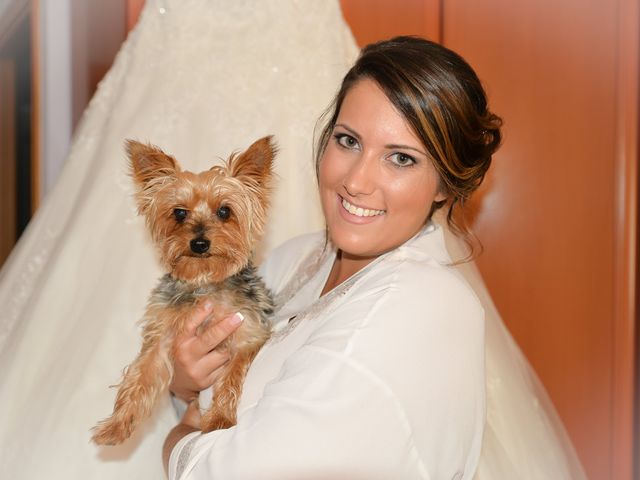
[320,250,378,296]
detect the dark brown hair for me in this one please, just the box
[315,36,502,258]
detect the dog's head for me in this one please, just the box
[127,136,276,284]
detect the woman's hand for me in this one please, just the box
[180,399,202,430]
[170,301,245,402]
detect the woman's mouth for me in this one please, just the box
[340,197,385,217]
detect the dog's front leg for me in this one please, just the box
[200,346,261,432]
[92,309,174,445]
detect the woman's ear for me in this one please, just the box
[435,191,447,202]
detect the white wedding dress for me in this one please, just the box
[0,0,585,478]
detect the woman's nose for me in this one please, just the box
[343,154,376,196]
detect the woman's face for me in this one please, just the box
[319,78,445,261]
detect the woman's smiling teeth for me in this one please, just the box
[341,197,385,217]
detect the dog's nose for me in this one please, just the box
[190,238,210,254]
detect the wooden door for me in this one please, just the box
[0,59,16,266]
[0,1,38,269]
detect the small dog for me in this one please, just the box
[92,136,275,445]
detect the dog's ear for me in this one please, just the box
[126,139,181,215]
[127,140,180,186]
[229,136,276,186]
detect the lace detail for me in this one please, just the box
[176,434,199,479]
[272,244,327,313]
[268,240,388,343]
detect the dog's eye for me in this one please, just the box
[216,206,231,221]
[173,208,188,222]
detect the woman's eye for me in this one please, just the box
[173,208,188,222]
[334,133,359,150]
[216,206,231,221]
[389,152,416,167]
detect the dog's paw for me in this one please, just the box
[91,418,133,446]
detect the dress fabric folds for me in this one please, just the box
[0,0,585,478]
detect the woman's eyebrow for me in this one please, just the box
[384,143,428,156]
[334,123,361,140]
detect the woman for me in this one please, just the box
[165,36,508,479]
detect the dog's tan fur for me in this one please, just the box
[92,137,275,445]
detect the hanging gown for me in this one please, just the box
[0,0,586,478]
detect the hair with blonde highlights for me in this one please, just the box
[315,36,502,259]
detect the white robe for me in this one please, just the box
[171,224,485,480]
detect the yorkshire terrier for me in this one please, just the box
[91,136,275,445]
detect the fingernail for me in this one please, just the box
[203,301,213,312]
[229,312,244,326]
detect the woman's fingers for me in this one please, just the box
[170,308,244,401]
[199,348,231,374]
[174,301,214,356]
[196,312,244,356]
[184,301,214,337]
[171,342,203,401]
[186,349,231,391]
[170,302,215,401]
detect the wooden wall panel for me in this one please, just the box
[612,1,639,478]
[70,0,125,130]
[442,0,633,478]
[126,0,144,32]
[0,60,16,266]
[340,0,441,45]
[30,0,40,212]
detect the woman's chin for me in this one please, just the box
[327,228,383,260]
